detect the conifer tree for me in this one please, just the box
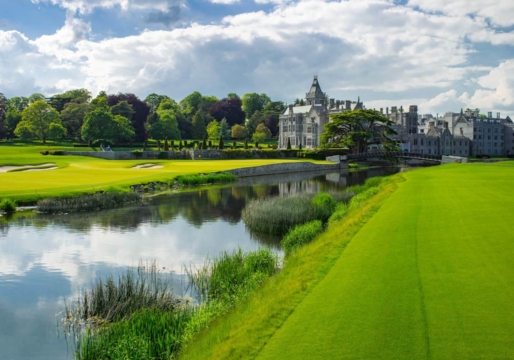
[219,134,224,149]
[287,137,291,150]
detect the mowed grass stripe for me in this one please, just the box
[257,163,514,359]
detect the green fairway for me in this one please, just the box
[256,162,514,359]
[0,143,314,204]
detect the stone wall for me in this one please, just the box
[227,162,340,177]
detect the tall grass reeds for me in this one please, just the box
[281,220,323,256]
[37,191,144,213]
[175,173,237,186]
[0,199,17,212]
[242,192,339,235]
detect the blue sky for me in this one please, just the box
[0,0,513,116]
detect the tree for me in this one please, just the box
[254,123,272,138]
[145,93,171,113]
[156,99,180,115]
[219,134,224,149]
[113,115,135,143]
[15,100,63,143]
[148,113,181,141]
[7,97,29,112]
[48,122,67,140]
[227,93,240,100]
[48,89,91,112]
[242,93,270,119]
[208,97,246,126]
[90,93,109,111]
[61,102,90,139]
[252,131,267,143]
[206,120,221,141]
[28,93,46,104]
[6,108,22,139]
[265,114,280,137]
[246,110,265,139]
[111,101,134,120]
[180,91,203,117]
[321,109,397,153]
[0,93,6,139]
[263,101,286,118]
[231,124,247,140]
[107,93,150,141]
[220,118,231,139]
[82,109,117,142]
[287,137,291,150]
[191,110,207,140]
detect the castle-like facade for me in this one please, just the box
[280,76,514,156]
[279,76,363,149]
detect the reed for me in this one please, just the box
[281,220,323,256]
[0,199,17,212]
[37,191,144,213]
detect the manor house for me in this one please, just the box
[279,76,363,149]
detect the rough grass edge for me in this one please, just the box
[178,173,404,360]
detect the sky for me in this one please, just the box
[0,0,513,117]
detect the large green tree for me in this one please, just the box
[191,110,208,140]
[6,108,22,139]
[0,93,6,139]
[206,120,221,141]
[242,93,271,119]
[61,102,90,139]
[7,97,29,112]
[81,109,117,142]
[148,113,181,141]
[145,93,171,113]
[246,110,265,139]
[15,100,65,143]
[321,109,397,153]
[111,100,134,120]
[49,89,92,112]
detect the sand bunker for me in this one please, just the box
[133,163,164,169]
[0,163,56,173]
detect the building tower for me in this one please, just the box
[305,76,326,106]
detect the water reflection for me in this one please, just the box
[0,167,399,360]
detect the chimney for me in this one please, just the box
[386,107,389,115]
[345,100,351,110]
[443,121,448,129]
[409,105,418,113]
[329,98,334,108]
[497,112,501,119]
[391,106,397,113]
[335,100,340,110]
[488,111,492,118]
[288,104,293,113]
[380,108,383,114]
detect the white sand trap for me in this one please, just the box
[133,163,164,169]
[24,167,58,172]
[0,163,56,173]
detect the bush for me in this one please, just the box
[40,150,49,155]
[49,150,65,155]
[0,199,17,212]
[158,151,169,160]
[328,202,348,224]
[93,139,112,147]
[311,193,336,222]
[281,220,323,256]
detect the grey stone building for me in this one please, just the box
[279,76,363,149]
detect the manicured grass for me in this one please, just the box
[0,143,321,204]
[257,162,514,359]
[180,162,514,360]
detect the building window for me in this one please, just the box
[474,127,477,131]
[307,138,312,146]
[495,136,498,140]
[495,143,497,147]
[428,149,432,154]
[428,141,431,146]
[307,125,312,133]
[414,139,418,145]
[421,139,424,145]
[473,135,476,139]
[488,128,491,133]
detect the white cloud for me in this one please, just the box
[408,0,514,27]
[31,0,178,14]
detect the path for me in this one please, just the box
[257,163,514,359]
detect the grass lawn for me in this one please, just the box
[0,142,317,204]
[180,162,514,359]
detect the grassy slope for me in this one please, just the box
[257,162,514,359]
[0,144,318,204]
[179,174,400,360]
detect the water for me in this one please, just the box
[0,167,399,359]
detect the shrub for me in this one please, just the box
[175,173,237,186]
[40,150,49,155]
[281,220,323,256]
[93,139,112,147]
[0,199,17,212]
[311,193,336,222]
[49,150,65,155]
[328,202,348,224]
[132,150,143,158]
[158,151,168,160]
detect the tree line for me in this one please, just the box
[0,90,285,145]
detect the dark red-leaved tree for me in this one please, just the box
[107,93,150,141]
[208,98,246,127]
[265,114,279,137]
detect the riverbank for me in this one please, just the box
[0,144,332,205]
[180,161,514,359]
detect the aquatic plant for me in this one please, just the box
[311,193,337,222]
[0,199,17,212]
[37,192,144,213]
[281,220,323,256]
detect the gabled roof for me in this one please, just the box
[306,76,325,100]
[282,105,313,116]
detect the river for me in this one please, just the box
[0,167,399,360]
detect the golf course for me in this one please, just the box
[0,143,315,204]
[180,162,514,359]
